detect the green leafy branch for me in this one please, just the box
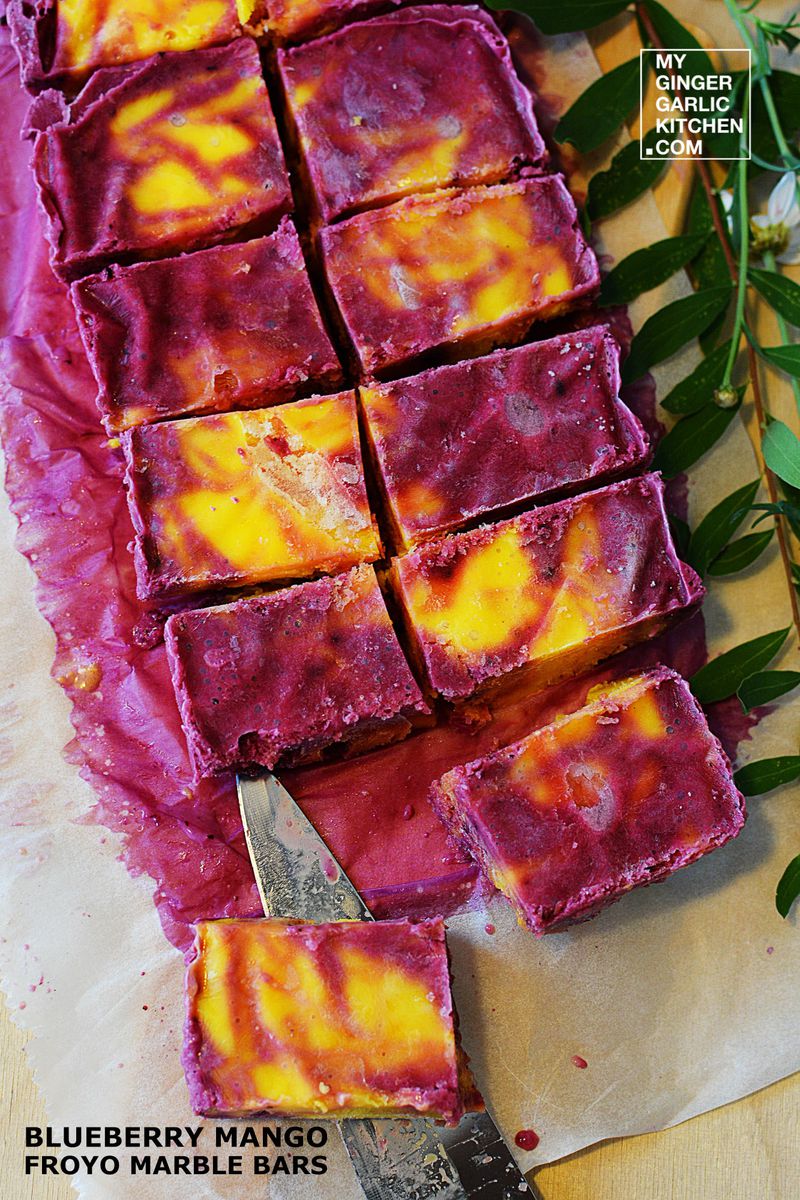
[491,0,800,915]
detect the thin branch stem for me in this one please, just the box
[763,247,800,413]
[723,140,752,389]
[635,0,800,641]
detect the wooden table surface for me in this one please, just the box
[2,991,799,1199]
[3,2,799,1198]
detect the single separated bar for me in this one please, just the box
[123,392,380,600]
[389,473,703,702]
[183,916,474,1121]
[31,39,291,281]
[430,668,746,933]
[278,6,545,222]
[8,0,264,88]
[165,563,430,778]
[360,325,650,551]
[73,221,342,431]
[319,176,599,375]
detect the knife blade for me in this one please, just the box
[237,772,540,1200]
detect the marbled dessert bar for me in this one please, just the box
[430,668,746,933]
[31,39,291,280]
[319,177,599,374]
[361,325,649,550]
[8,0,263,88]
[390,474,703,702]
[123,392,380,600]
[278,6,545,222]
[165,564,429,777]
[264,0,400,43]
[183,917,473,1120]
[72,222,342,431]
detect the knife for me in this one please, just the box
[237,772,543,1200]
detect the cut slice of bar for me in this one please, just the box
[31,40,291,281]
[165,564,430,777]
[183,916,475,1121]
[123,392,380,600]
[72,221,342,431]
[8,0,262,88]
[430,667,746,933]
[318,177,599,375]
[360,325,649,551]
[264,0,401,43]
[389,474,703,702]
[278,6,545,222]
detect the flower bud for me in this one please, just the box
[714,385,739,409]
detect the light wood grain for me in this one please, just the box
[1,995,75,1200]
[3,988,799,1199]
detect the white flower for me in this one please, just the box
[751,172,800,263]
[717,174,800,263]
[719,187,734,233]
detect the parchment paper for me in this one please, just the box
[2,16,800,1200]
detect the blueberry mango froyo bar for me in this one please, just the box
[30,39,291,280]
[123,391,380,599]
[430,668,746,933]
[389,474,703,702]
[183,917,479,1120]
[8,0,264,87]
[264,0,403,43]
[165,563,430,777]
[72,221,342,431]
[278,6,545,222]
[319,177,600,374]
[360,325,650,551]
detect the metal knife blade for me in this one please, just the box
[238,772,369,922]
[236,772,539,1200]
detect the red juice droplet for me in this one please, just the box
[514,1129,539,1151]
[571,1055,588,1069]
[402,804,414,820]
[484,923,496,935]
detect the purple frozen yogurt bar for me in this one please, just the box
[165,563,430,778]
[361,325,650,550]
[430,667,747,933]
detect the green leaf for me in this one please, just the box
[486,0,630,32]
[738,670,800,713]
[641,0,709,59]
[763,420,800,488]
[708,530,774,576]
[777,854,800,919]
[555,58,642,154]
[622,285,733,384]
[698,310,727,356]
[599,233,708,307]
[761,344,800,379]
[660,340,734,415]
[652,402,740,477]
[690,217,732,293]
[750,70,800,168]
[690,627,790,705]
[749,268,800,327]
[586,129,667,222]
[688,480,760,576]
[735,756,800,797]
